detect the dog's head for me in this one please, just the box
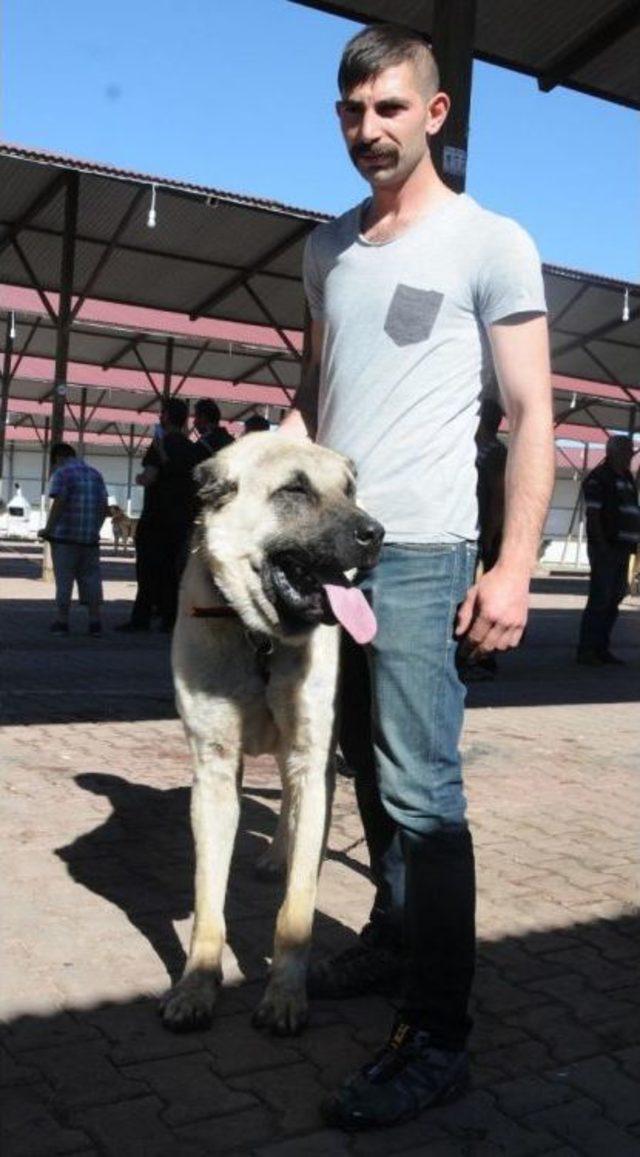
[193,434,384,642]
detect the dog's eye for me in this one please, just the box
[278,482,309,498]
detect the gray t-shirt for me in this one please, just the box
[303,193,546,542]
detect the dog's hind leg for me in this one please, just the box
[160,736,241,1032]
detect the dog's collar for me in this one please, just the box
[189,604,273,682]
[190,605,238,619]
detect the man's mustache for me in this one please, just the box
[350,144,398,164]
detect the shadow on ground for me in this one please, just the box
[2,901,638,1155]
[55,775,369,988]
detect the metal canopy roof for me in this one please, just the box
[0,144,327,333]
[289,0,640,110]
[1,145,638,453]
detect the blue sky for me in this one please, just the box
[2,0,639,281]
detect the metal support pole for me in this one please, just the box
[163,336,174,402]
[126,423,135,515]
[50,171,80,451]
[40,417,51,522]
[431,0,477,194]
[77,387,88,456]
[0,313,15,502]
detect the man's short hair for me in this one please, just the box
[50,442,76,465]
[244,414,271,434]
[194,398,221,425]
[338,23,439,99]
[161,397,189,428]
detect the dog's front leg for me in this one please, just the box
[253,747,333,1036]
[161,736,241,1032]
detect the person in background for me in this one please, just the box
[193,398,234,462]
[462,395,508,680]
[38,443,108,636]
[577,434,640,665]
[243,413,271,435]
[118,398,199,632]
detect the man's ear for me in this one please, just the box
[194,460,238,509]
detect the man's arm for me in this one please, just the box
[280,307,323,441]
[456,314,555,653]
[583,476,607,545]
[39,495,66,539]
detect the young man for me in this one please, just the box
[39,443,108,635]
[281,24,554,1129]
[577,434,639,665]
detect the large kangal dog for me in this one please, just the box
[160,434,383,1036]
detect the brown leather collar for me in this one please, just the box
[190,605,239,619]
[189,603,273,682]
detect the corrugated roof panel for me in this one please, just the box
[290,0,640,108]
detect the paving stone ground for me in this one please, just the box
[1,541,639,1156]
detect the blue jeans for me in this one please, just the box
[50,542,102,614]
[339,541,477,1049]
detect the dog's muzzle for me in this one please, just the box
[264,513,384,642]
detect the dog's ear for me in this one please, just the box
[194,459,238,509]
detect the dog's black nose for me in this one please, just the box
[355,518,384,550]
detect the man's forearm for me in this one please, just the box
[498,404,555,576]
[280,364,319,440]
[44,496,65,533]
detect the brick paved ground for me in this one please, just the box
[1,540,639,1156]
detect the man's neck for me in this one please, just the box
[364,156,456,237]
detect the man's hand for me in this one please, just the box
[455,565,530,655]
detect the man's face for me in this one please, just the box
[337,61,434,190]
[607,439,633,472]
[194,411,207,434]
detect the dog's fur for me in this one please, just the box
[160,434,382,1036]
[109,505,138,553]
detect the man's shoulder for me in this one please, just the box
[307,203,362,255]
[460,196,537,253]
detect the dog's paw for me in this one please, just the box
[253,848,287,883]
[252,983,309,1036]
[159,969,220,1032]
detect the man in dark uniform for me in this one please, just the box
[119,398,199,632]
[577,435,639,665]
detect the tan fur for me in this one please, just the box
[160,435,362,1036]
[109,505,138,553]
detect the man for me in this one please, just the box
[463,394,508,680]
[577,434,639,665]
[119,398,199,632]
[193,398,234,462]
[39,443,108,635]
[243,413,271,435]
[281,24,554,1129]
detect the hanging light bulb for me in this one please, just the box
[622,287,629,322]
[147,184,157,229]
[9,310,16,340]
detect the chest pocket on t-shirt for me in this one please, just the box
[384,285,444,346]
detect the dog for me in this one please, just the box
[109,504,138,553]
[160,433,383,1036]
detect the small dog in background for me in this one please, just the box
[109,504,138,553]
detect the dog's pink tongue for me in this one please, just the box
[323,583,377,645]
